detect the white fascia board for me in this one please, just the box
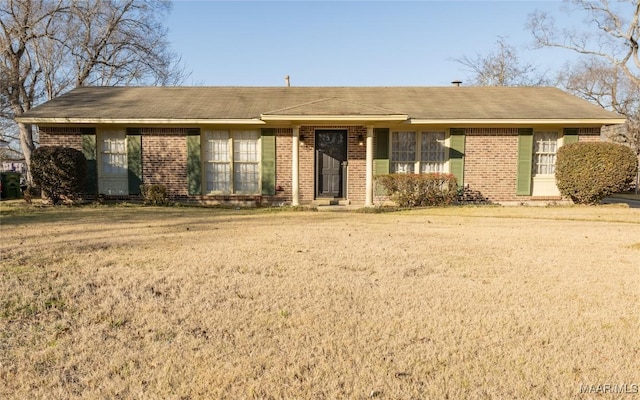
[260,114,409,122]
[15,117,266,125]
[405,118,628,125]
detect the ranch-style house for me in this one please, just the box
[16,86,626,206]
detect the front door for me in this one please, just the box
[315,130,347,198]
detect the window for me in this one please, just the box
[233,131,260,193]
[391,131,447,173]
[101,132,127,174]
[391,131,416,173]
[205,131,230,192]
[420,131,446,173]
[533,131,558,175]
[204,130,260,193]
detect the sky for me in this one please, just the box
[166,1,583,87]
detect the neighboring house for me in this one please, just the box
[16,86,625,206]
[0,146,27,173]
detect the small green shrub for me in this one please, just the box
[30,146,87,205]
[555,142,638,204]
[375,173,457,207]
[140,184,169,206]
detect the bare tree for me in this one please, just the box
[530,0,640,191]
[561,58,639,151]
[528,0,639,87]
[452,37,550,86]
[0,0,186,183]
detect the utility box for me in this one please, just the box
[1,172,22,199]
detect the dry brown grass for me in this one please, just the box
[1,203,639,399]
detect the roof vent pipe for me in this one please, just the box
[285,75,290,87]
[451,80,462,87]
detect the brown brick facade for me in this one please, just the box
[39,127,83,149]
[275,128,293,203]
[37,124,604,205]
[464,128,520,202]
[140,128,188,198]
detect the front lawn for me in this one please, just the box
[1,204,638,399]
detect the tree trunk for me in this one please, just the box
[18,122,35,184]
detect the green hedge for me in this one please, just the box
[30,146,87,205]
[375,173,457,207]
[555,142,637,204]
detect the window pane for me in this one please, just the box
[233,131,259,162]
[205,131,229,162]
[206,162,230,192]
[391,131,416,173]
[101,133,127,174]
[420,131,446,173]
[234,162,259,193]
[533,131,558,175]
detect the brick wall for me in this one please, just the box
[346,126,367,203]
[463,127,603,202]
[37,124,606,204]
[578,127,601,142]
[464,128,519,202]
[298,126,315,202]
[38,127,83,149]
[140,128,188,198]
[274,128,293,203]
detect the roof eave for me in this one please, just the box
[15,117,267,125]
[405,118,628,125]
[260,114,410,122]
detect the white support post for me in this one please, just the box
[365,126,374,207]
[291,126,300,206]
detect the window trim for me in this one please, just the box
[100,131,128,176]
[202,129,262,195]
[97,129,129,196]
[532,130,559,176]
[389,129,449,174]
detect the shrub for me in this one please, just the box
[30,146,87,205]
[555,142,637,204]
[140,184,169,206]
[375,173,457,207]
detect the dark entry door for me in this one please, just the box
[316,130,347,198]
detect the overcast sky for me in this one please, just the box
[167,1,581,86]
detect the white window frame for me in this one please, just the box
[533,131,558,176]
[98,130,128,195]
[420,131,447,173]
[391,131,416,173]
[204,130,261,194]
[390,130,448,174]
[204,130,231,193]
[101,131,127,175]
[233,131,261,194]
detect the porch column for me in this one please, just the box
[365,126,374,207]
[291,126,300,206]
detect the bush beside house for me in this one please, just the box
[375,173,457,207]
[31,146,87,205]
[555,142,638,204]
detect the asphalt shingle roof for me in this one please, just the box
[19,86,624,122]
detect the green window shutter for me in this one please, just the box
[374,128,389,175]
[81,130,97,195]
[374,159,390,175]
[563,128,579,145]
[516,128,534,196]
[186,131,201,195]
[126,131,142,195]
[261,128,276,195]
[449,128,465,187]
